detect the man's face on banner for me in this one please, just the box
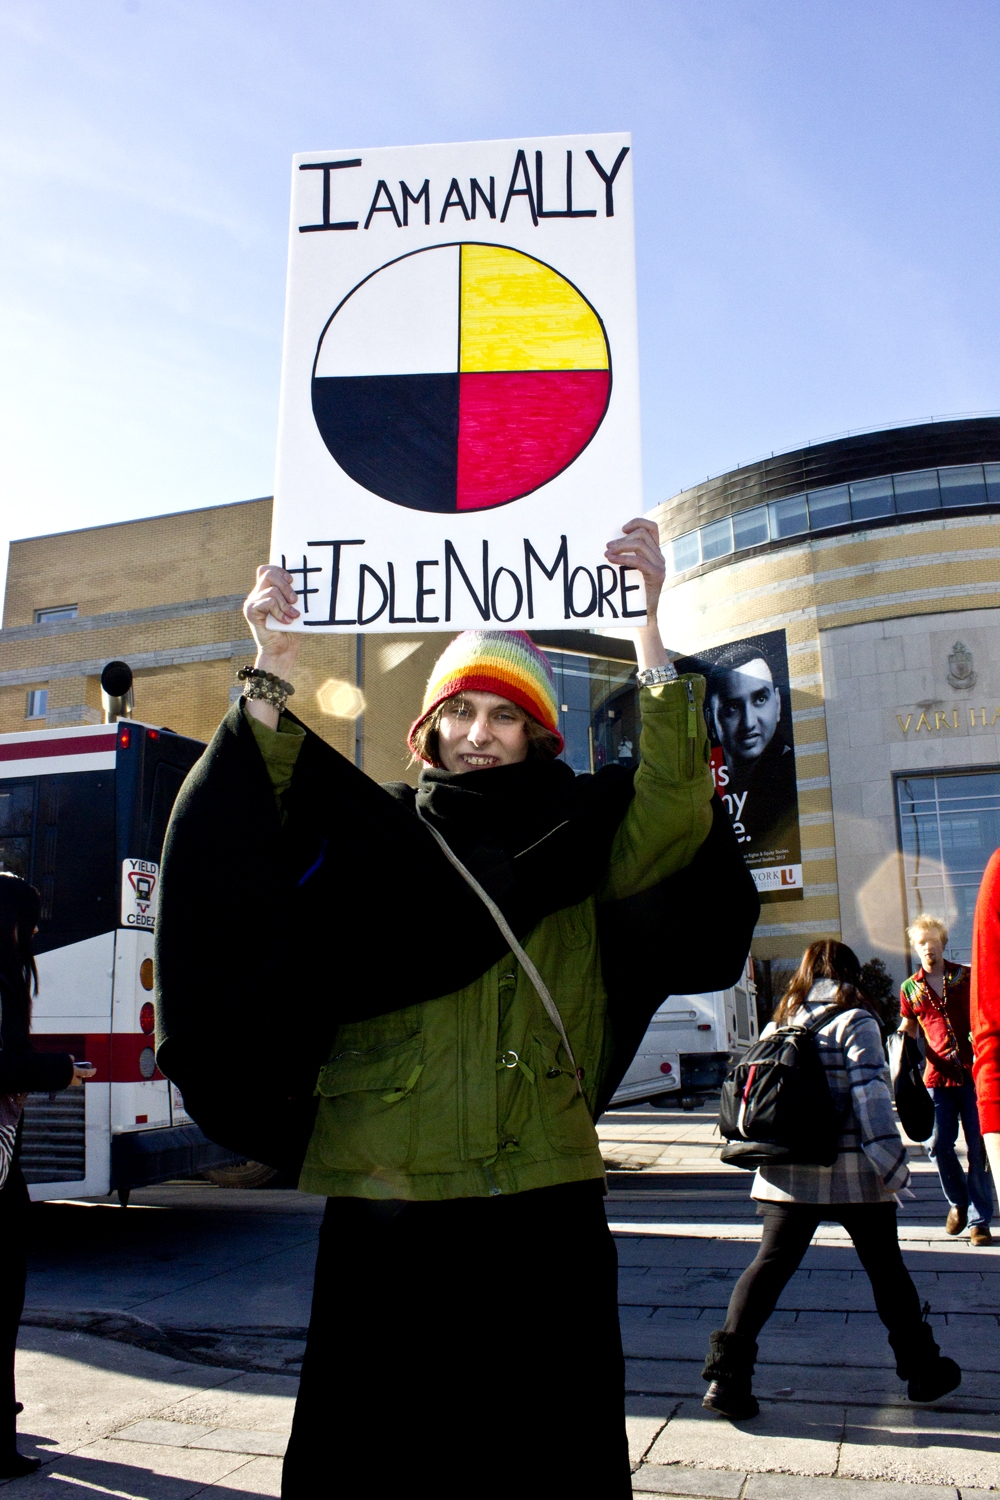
[708,657,781,769]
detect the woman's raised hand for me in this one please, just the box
[604,517,669,673]
[604,517,666,618]
[243,565,301,673]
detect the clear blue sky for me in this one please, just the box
[2,0,999,592]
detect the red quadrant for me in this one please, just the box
[456,370,610,511]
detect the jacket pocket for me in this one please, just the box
[313,1032,423,1173]
[530,1035,596,1156]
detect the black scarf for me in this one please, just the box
[383,757,635,940]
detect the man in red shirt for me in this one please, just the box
[899,914,993,1245]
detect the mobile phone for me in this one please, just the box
[75,1061,96,1072]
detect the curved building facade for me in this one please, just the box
[651,416,1000,981]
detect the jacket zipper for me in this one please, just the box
[686,678,697,777]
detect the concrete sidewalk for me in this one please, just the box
[7,1324,293,1497]
[604,1102,1000,1497]
[5,1103,997,1496]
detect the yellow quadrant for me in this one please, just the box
[459,244,608,372]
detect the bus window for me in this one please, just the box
[0,783,35,880]
[33,774,115,954]
[146,762,188,862]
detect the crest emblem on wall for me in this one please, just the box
[946,641,977,690]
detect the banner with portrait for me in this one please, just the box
[676,629,802,903]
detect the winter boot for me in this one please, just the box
[701,1330,760,1419]
[889,1306,961,1404]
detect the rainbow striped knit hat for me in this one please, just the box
[408,631,563,760]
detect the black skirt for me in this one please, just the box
[282,1179,631,1499]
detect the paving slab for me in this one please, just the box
[627,1414,670,1463]
[209,1456,283,1497]
[743,1476,957,1498]
[188,1428,287,1457]
[632,1464,746,1495]
[625,1355,1000,1411]
[646,1399,844,1475]
[8,1438,262,1497]
[115,1418,286,1458]
[839,1406,1000,1489]
[156,1372,296,1434]
[116,1417,216,1446]
[14,1326,240,1454]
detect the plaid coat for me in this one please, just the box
[752,981,909,1205]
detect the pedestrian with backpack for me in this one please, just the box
[703,940,960,1420]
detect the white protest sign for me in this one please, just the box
[269,132,641,634]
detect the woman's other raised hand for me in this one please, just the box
[604,517,669,673]
[604,517,666,617]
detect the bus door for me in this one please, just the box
[110,725,203,1144]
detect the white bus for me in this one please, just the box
[609,957,758,1108]
[0,719,237,1203]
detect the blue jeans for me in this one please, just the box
[927,1077,994,1227]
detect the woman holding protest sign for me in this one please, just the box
[156,517,757,1497]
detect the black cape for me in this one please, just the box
[155,705,758,1171]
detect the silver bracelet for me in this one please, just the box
[636,663,679,688]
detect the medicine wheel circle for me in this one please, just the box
[310,242,611,513]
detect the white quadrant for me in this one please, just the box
[314,245,460,377]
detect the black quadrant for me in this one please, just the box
[312,374,459,512]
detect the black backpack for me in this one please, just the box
[718,1007,844,1170]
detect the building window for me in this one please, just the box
[25,690,48,720]
[732,505,769,549]
[35,605,78,623]
[896,769,1000,963]
[666,461,1000,577]
[700,516,734,562]
[768,494,809,539]
[543,651,638,775]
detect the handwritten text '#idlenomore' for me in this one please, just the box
[282,535,645,627]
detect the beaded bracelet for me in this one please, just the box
[238,665,295,710]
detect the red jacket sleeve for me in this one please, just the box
[971,848,1000,1134]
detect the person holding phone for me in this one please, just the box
[0,874,94,1478]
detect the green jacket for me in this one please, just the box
[249,677,713,1200]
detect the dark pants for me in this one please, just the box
[927,1079,994,1228]
[282,1180,631,1500]
[723,1202,923,1345]
[0,1169,29,1457]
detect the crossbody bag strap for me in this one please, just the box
[417,812,583,1095]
